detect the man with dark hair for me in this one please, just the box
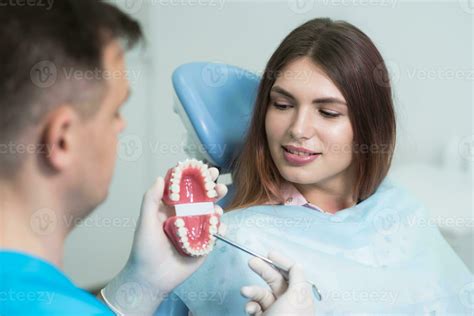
[0,1,316,315]
[0,1,229,314]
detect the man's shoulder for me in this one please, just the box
[0,251,113,315]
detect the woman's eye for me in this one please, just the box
[320,110,340,118]
[273,102,292,110]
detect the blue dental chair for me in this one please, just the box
[171,62,260,208]
[155,62,260,315]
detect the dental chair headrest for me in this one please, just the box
[172,62,260,173]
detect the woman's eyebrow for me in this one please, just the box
[271,85,346,106]
[271,86,296,101]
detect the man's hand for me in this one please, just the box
[101,167,227,315]
[240,252,315,316]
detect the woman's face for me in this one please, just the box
[265,57,354,188]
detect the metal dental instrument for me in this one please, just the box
[213,233,322,301]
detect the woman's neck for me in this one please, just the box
[294,174,356,214]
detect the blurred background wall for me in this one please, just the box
[64,0,473,289]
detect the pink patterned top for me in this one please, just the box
[267,182,332,215]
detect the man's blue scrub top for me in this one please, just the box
[0,251,113,315]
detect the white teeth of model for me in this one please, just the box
[172,170,182,179]
[170,193,180,201]
[205,182,216,190]
[170,184,180,193]
[209,226,217,234]
[177,227,187,237]
[209,216,218,225]
[207,190,217,198]
[174,218,185,228]
[204,174,213,183]
[200,169,209,177]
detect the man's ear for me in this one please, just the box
[42,106,80,171]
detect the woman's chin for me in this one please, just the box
[280,171,321,186]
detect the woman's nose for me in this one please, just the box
[288,107,314,140]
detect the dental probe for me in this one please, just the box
[213,233,322,301]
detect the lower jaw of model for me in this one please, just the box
[162,159,221,257]
[164,213,219,256]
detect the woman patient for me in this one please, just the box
[164,18,471,315]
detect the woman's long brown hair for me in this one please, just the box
[227,18,396,211]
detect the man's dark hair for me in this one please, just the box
[0,0,143,172]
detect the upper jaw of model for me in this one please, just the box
[168,159,218,203]
[162,159,221,257]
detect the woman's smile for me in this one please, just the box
[281,145,322,166]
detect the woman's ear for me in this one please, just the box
[41,106,79,172]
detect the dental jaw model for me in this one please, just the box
[162,159,220,257]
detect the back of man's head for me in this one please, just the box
[0,0,143,178]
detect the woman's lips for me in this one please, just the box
[282,146,321,166]
[283,145,317,154]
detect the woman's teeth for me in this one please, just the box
[285,148,315,156]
